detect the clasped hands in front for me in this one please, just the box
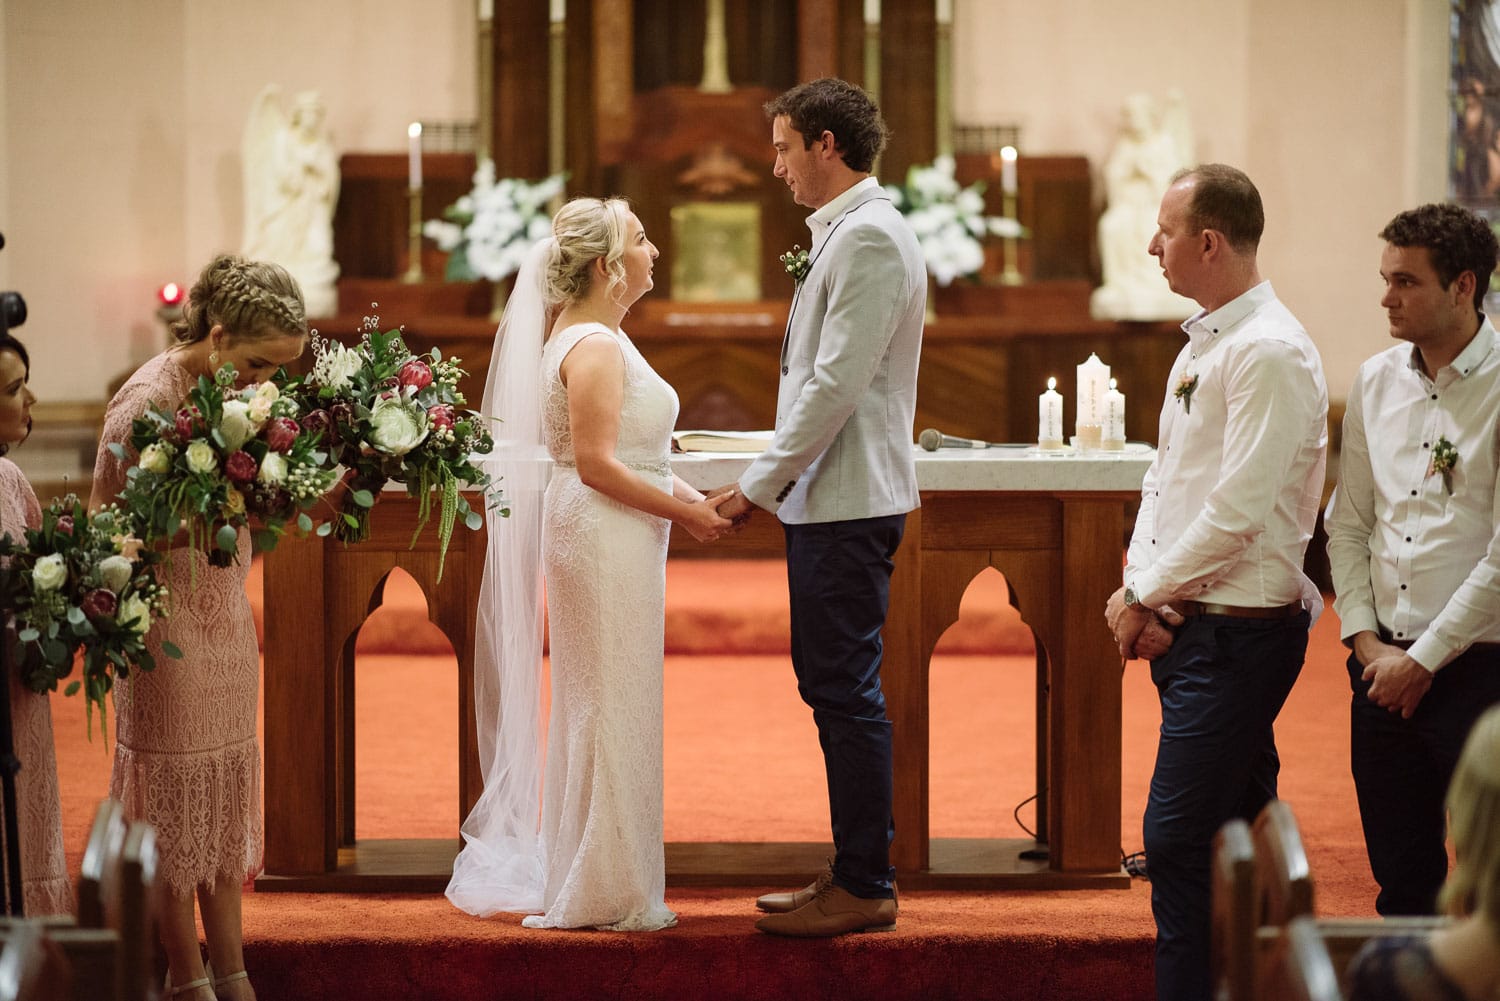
[680,485,758,543]
[1104,586,1184,662]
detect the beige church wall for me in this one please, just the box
[0,0,1457,411]
[0,0,475,406]
[955,0,1451,401]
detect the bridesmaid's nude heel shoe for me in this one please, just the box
[164,974,213,998]
[214,968,251,998]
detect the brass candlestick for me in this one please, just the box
[1001,190,1022,286]
[402,186,424,284]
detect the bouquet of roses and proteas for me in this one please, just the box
[109,364,342,568]
[289,316,500,579]
[0,495,175,738]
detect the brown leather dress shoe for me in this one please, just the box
[755,861,834,913]
[754,883,897,937]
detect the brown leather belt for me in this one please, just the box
[1176,600,1303,620]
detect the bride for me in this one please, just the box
[447,197,733,930]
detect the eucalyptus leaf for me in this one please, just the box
[215,523,239,553]
[160,641,182,660]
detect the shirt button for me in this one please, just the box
[1411,490,1418,496]
[1423,442,1430,449]
[1431,394,1438,400]
[1400,584,1407,590]
[1397,631,1405,638]
[1405,536,1412,542]
[781,366,789,375]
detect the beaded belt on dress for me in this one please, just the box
[553,458,673,476]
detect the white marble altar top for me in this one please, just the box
[671,442,1155,493]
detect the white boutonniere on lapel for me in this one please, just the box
[1429,435,1458,495]
[779,245,810,285]
[1173,373,1200,415]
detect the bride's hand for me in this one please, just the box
[680,491,735,543]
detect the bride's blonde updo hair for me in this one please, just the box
[542,197,632,309]
[173,253,308,344]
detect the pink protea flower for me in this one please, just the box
[398,359,433,392]
[264,417,301,453]
[80,588,118,621]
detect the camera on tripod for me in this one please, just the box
[0,233,26,336]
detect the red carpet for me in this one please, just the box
[43,559,1378,1000]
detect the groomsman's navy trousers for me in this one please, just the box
[1144,611,1308,1001]
[1349,643,1500,916]
[784,513,905,901]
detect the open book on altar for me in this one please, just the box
[671,429,775,454]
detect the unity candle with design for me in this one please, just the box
[1038,377,1064,449]
[1075,352,1111,450]
[1102,378,1126,450]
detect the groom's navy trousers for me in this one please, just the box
[784,513,905,901]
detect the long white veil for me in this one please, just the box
[446,239,554,915]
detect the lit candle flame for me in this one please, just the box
[1047,376,1056,391]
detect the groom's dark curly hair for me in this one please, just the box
[764,78,890,174]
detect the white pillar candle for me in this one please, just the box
[865,0,880,24]
[936,0,952,24]
[1076,352,1110,429]
[1000,145,1018,196]
[550,0,565,22]
[477,0,493,20]
[1103,378,1126,450]
[407,122,423,190]
[1039,377,1064,448]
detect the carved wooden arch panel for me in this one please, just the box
[918,548,1063,670]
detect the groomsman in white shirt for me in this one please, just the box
[1105,164,1328,1001]
[1327,202,1500,917]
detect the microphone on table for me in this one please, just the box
[918,428,994,451]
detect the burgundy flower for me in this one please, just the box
[224,450,258,484]
[175,405,205,441]
[80,588,118,621]
[329,401,355,429]
[264,417,301,453]
[55,515,75,536]
[398,359,433,392]
[427,404,455,432]
[301,408,334,442]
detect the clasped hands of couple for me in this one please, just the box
[680,484,757,543]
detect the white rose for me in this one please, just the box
[254,381,279,403]
[219,399,255,450]
[257,451,289,486]
[139,442,172,475]
[98,555,134,594]
[184,440,217,474]
[117,593,152,635]
[367,397,430,456]
[33,553,67,592]
[248,395,274,424]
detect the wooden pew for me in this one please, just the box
[1212,799,1446,1001]
[1261,916,1343,1001]
[0,799,158,1001]
[0,919,71,1001]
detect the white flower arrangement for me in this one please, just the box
[885,155,1024,287]
[423,160,567,282]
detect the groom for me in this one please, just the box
[716,77,925,937]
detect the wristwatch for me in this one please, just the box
[1123,585,1142,609]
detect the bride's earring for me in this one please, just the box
[209,350,220,369]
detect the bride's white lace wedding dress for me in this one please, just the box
[520,321,679,931]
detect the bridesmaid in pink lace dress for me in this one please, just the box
[0,331,71,916]
[91,255,307,1001]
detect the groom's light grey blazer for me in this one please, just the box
[740,178,925,525]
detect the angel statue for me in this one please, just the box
[242,86,341,317]
[1090,91,1196,321]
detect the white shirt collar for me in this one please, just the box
[1181,281,1277,347]
[808,176,880,233]
[1403,315,1497,382]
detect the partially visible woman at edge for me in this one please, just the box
[0,330,71,916]
[447,197,732,930]
[91,255,308,1001]
[1347,703,1500,1001]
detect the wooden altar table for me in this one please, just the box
[257,447,1152,892]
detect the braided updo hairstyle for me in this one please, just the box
[541,197,632,314]
[173,254,308,345]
